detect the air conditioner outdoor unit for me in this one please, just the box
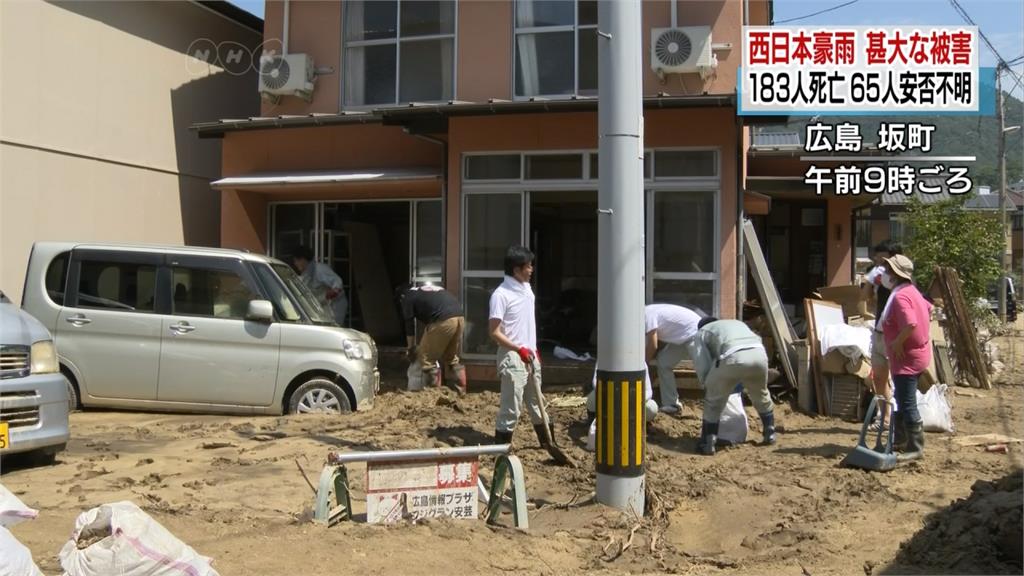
[259,53,315,102]
[650,26,716,77]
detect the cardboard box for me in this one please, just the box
[816,285,869,320]
[820,349,849,374]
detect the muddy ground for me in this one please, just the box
[3,333,1023,576]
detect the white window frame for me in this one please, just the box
[460,148,722,356]
[512,0,597,99]
[342,0,458,109]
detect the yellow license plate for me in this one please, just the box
[0,422,8,451]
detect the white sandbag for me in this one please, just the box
[407,362,441,391]
[586,419,597,452]
[59,501,219,576]
[0,483,38,528]
[719,393,749,444]
[917,383,954,433]
[0,526,44,576]
[407,362,424,391]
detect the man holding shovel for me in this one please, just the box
[488,246,568,464]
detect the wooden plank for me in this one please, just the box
[805,299,845,416]
[936,268,990,389]
[742,220,798,388]
[344,221,403,344]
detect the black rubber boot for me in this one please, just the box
[893,414,908,452]
[698,421,719,456]
[897,422,925,462]
[533,423,558,448]
[494,430,513,445]
[759,412,777,445]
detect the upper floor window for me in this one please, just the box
[344,1,455,106]
[514,0,597,98]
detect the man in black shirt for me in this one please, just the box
[397,284,467,395]
[861,240,902,431]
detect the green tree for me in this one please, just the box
[903,196,1004,310]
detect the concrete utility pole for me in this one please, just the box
[595,0,646,516]
[997,66,1007,322]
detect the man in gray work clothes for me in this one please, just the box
[690,317,776,456]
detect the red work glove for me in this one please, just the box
[325,288,340,300]
[517,347,535,364]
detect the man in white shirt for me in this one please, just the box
[645,303,702,414]
[488,246,551,448]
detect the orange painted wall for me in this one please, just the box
[221,124,443,175]
[259,0,744,114]
[457,2,512,102]
[447,106,739,317]
[219,123,445,250]
[826,197,853,285]
[261,1,341,115]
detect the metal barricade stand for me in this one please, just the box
[313,444,529,530]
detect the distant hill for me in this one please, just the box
[763,91,1024,187]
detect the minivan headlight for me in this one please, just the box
[342,339,371,360]
[31,340,59,374]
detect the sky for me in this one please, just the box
[227,0,1024,97]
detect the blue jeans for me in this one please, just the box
[893,373,922,426]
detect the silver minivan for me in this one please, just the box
[1,290,69,463]
[22,243,378,415]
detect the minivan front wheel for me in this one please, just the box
[289,378,352,415]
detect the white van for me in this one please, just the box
[22,243,378,415]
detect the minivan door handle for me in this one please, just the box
[66,314,92,326]
[169,321,195,334]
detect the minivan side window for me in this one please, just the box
[45,251,71,305]
[253,264,302,322]
[171,266,261,320]
[77,260,157,312]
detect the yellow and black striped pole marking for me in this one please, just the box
[595,370,645,477]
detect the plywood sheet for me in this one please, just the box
[743,220,798,388]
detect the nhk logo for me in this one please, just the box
[185,38,283,76]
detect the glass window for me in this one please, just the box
[171,267,261,320]
[514,0,598,97]
[45,252,70,306]
[465,194,521,270]
[76,260,156,312]
[344,0,455,106]
[272,263,336,325]
[463,277,503,354]
[525,154,583,180]
[653,191,716,273]
[654,150,717,178]
[253,264,302,322]
[414,201,443,280]
[465,155,521,180]
[652,279,715,317]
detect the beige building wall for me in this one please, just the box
[0,0,261,303]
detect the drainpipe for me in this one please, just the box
[283,0,290,54]
[736,118,746,318]
[406,130,449,287]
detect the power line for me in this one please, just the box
[774,0,861,24]
[947,0,1012,67]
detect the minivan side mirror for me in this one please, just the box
[246,300,274,323]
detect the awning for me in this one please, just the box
[211,168,441,190]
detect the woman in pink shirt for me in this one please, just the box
[879,254,932,462]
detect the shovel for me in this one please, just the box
[841,395,897,472]
[526,360,575,467]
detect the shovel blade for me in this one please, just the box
[842,444,897,472]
